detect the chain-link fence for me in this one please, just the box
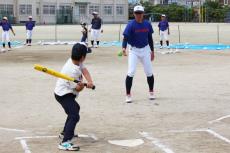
[5,23,230,45]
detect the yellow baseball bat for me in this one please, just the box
[34,64,95,90]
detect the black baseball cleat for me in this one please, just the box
[87,47,92,53]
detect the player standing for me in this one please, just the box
[122,5,155,103]
[80,22,87,43]
[158,14,170,49]
[0,17,15,52]
[89,12,103,48]
[25,16,35,46]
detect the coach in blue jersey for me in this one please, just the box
[158,14,170,49]
[25,16,35,46]
[0,17,15,52]
[89,12,103,48]
[122,5,155,103]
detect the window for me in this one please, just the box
[0,4,14,15]
[36,8,39,15]
[89,5,100,14]
[20,4,32,15]
[50,5,55,14]
[116,5,124,15]
[224,0,228,5]
[59,5,72,14]
[104,5,113,15]
[79,4,87,15]
[43,5,56,15]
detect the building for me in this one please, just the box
[215,0,230,5]
[0,0,128,24]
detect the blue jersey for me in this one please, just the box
[25,21,35,30]
[123,20,153,48]
[0,22,12,31]
[91,18,102,30]
[158,20,169,31]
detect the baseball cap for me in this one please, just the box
[92,12,98,15]
[161,14,166,17]
[3,16,8,20]
[71,42,88,61]
[134,5,144,13]
[28,16,33,19]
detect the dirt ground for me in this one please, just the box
[0,45,230,153]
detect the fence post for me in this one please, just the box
[55,24,57,42]
[118,24,122,42]
[217,24,220,44]
[178,25,181,43]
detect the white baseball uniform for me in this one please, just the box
[2,31,10,42]
[128,45,153,77]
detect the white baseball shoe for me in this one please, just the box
[160,46,163,49]
[58,141,80,151]
[149,92,156,100]
[95,44,98,48]
[126,94,132,103]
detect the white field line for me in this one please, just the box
[169,128,230,144]
[206,129,230,144]
[209,115,230,124]
[15,134,98,140]
[20,139,32,153]
[88,133,98,141]
[169,129,207,133]
[139,132,174,153]
[15,135,57,140]
[0,127,26,133]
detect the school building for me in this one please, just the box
[0,0,129,24]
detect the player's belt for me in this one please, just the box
[131,45,147,49]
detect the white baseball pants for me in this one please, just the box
[127,45,153,77]
[26,30,33,39]
[91,29,100,41]
[2,31,10,42]
[160,30,168,41]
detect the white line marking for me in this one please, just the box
[206,129,230,144]
[88,133,98,141]
[15,136,57,140]
[169,129,206,133]
[15,134,98,140]
[140,132,174,153]
[0,127,26,132]
[20,139,32,153]
[209,115,230,124]
[169,128,230,145]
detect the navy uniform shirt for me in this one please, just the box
[158,20,169,31]
[123,19,154,48]
[25,21,35,30]
[0,21,12,31]
[91,18,102,30]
